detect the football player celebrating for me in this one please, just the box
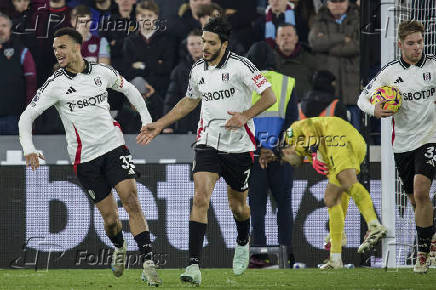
[19,27,161,286]
[358,20,436,273]
[280,117,387,269]
[139,17,276,285]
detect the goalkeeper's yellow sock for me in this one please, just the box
[341,192,350,218]
[328,204,345,254]
[348,183,379,226]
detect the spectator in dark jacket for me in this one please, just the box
[26,0,70,134]
[103,0,136,74]
[9,0,37,55]
[123,0,176,120]
[163,29,203,134]
[299,70,348,120]
[214,0,257,50]
[274,23,316,101]
[100,0,137,113]
[308,0,360,129]
[292,0,317,45]
[173,0,209,40]
[30,0,71,86]
[0,13,37,134]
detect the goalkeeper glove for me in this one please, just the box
[310,145,328,175]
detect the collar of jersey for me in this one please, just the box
[62,59,92,79]
[204,49,230,71]
[399,53,426,69]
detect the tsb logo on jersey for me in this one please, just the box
[66,92,108,111]
[202,88,236,101]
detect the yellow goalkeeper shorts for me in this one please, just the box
[326,126,366,187]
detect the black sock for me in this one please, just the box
[235,217,250,246]
[134,231,153,260]
[108,230,124,248]
[189,221,207,265]
[417,226,433,253]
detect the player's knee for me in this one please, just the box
[229,199,247,216]
[324,197,336,208]
[341,182,356,193]
[414,189,430,204]
[413,175,431,203]
[192,193,210,210]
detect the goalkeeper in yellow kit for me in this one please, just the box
[280,117,387,269]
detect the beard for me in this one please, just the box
[204,46,221,63]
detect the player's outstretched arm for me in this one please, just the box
[136,97,201,145]
[225,87,276,129]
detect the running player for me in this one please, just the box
[138,17,276,285]
[18,27,161,286]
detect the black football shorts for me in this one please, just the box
[75,145,137,203]
[192,145,253,192]
[394,143,436,195]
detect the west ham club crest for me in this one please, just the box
[4,48,14,59]
[88,44,97,54]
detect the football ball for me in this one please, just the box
[369,86,402,113]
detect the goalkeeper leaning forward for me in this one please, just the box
[278,117,387,269]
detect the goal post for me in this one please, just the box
[380,0,397,269]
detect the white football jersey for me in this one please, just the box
[358,54,436,153]
[186,50,271,153]
[19,61,152,163]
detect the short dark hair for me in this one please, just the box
[246,41,276,71]
[197,3,223,19]
[202,17,231,43]
[54,27,83,44]
[277,22,296,31]
[136,0,159,15]
[197,4,214,19]
[188,28,202,38]
[72,4,91,17]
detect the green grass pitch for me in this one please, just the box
[1,268,436,289]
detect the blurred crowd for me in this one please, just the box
[0,0,371,140]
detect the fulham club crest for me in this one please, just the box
[4,48,14,59]
[94,77,102,87]
[423,72,431,82]
[222,72,229,82]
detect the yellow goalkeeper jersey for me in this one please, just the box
[284,117,367,183]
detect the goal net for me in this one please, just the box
[381,0,436,269]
